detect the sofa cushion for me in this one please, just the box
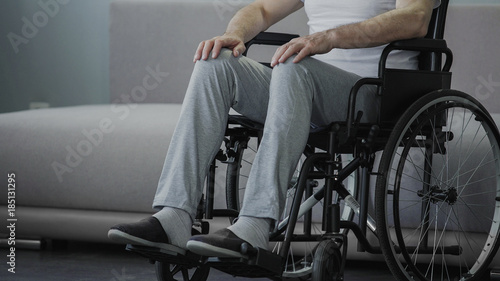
[0,104,181,213]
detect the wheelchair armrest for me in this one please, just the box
[379,38,453,73]
[390,38,448,51]
[243,32,300,56]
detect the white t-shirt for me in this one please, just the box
[302,0,441,77]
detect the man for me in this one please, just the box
[109,0,439,258]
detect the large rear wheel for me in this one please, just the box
[376,90,500,281]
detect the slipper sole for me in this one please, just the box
[108,229,186,255]
[186,240,247,259]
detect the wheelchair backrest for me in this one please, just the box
[378,0,452,124]
[419,0,450,71]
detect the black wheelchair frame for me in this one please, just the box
[126,1,500,280]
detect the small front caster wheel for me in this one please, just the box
[311,240,342,281]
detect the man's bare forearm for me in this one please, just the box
[327,6,431,49]
[225,0,304,43]
[224,4,268,43]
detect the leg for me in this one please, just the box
[188,56,378,256]
[109,49,272,249]
[239,56,378,222]
[152,49,272,219]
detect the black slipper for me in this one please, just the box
[108,216,184,254]
[186,228,251,258]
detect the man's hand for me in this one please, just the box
[193,33,246,62]
[192,0,303,63]
[270,31,334,67]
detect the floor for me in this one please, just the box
[1,241,396,281]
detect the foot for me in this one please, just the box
[186,228,253,258]
[108,216,180,251]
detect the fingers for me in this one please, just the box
[271,40,306,67]
[212,39,246,59]
[208,39,221,59]
[193,41,206,62]
[193,38,216,62]
[292,48,310,64]
[194,33,331,65]
[233,42,246,58]
[271,32,334,67]
[271,43,287,67]
[193,36,245,63]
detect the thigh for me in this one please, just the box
[223,50,273,124]
[229,52,378,126]
[293,57,379,127]
[190,48,272,124]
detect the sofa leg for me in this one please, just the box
[1,238,44,250]
[491,268,500,281]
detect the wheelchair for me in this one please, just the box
[126,0,500,280]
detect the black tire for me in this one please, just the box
[155,261,210,281]
[225,136,254,217]
[311,240,342,281]
[375,90,500,281]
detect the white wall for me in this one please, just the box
[0,0,110,113]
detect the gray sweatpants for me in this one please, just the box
[153,49,378,222]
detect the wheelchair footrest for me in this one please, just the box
[206,247,283,278]
[125,244,203,266]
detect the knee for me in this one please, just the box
[188,48,237,105]
[270,56,314,94]
[190,49,238,92]
[271,55,311,80]
[194,48,236,71]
